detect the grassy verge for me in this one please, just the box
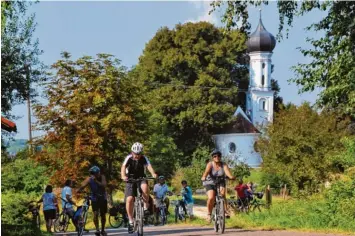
[226,195,355,235]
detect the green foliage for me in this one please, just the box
[33,53,143,188]
[260,172,289,193]
[257,103,349,193]
[324,177,355,228]
[227,195,355,233]
[331,137,355,171]
[135,22,249,159]
[1,1,44,114]
[1,152,48,193]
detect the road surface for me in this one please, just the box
[54,225,349,236]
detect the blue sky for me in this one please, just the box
[10,1,327,139]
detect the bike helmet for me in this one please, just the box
[89,166,100,174]
[131,142,143,154]
[211,149,222,157]
[158,176,165,180]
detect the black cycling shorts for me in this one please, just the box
[125,180,147,198]
[91,198,107,215]
[205,182,226,192]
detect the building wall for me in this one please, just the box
[212,133,262,167]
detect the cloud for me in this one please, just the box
[186,1,219,25]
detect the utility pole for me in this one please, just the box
[26,64,33,154]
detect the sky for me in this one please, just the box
[10,1,327,140]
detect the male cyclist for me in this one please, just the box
[78,166,107,236]
[153,176,172,224]
[61,180,77,229]
[121,142,157,234]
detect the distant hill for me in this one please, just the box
[4,139,28,155]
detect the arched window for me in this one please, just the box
[261,75,265,86]
[259,98,267,111]
[262,63,265,69]
[229,142,236,153]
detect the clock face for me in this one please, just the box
[229,142,236,153]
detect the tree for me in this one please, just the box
[210,1,355,118]
[256,103,350,193]
[135,22,249,161]
[33,53,143,191]
[1,1,44,115]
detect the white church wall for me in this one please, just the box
[212,133,262,167]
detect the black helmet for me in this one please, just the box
[211,149,222,157]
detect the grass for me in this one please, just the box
[226,195,355,235]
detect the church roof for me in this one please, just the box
[247,10,276,53]
[214,107,260,134]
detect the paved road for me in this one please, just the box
[54,226,350,236]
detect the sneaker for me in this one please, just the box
[94,230,100,236]
[128,223,134,234]
[101,230,107,236]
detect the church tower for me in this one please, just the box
[246,11,276,129]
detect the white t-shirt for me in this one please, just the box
[61,186,73,210]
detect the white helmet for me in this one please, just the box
[131,142,143,154]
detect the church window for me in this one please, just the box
[261,75,265,86]
[260,98,267,111]
[262,63,265,69]
[229,142,236,153]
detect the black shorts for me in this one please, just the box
[205,182,226,192]
[92,198,107,215]
[125,180,147,198]
[43,209,56,220]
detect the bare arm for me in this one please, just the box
[94,175,107,188]
[37,196,43,204]
[147,164,157,178]
[78,177,90,192]
[223,165,235,180]
[201,162,212,181]
[121,163,127,180]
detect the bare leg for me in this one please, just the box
[207,190,215,221]
[140,182,150,210]
[93,211,100,231]
[126,196,135,222]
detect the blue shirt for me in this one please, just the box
[43,193,57,211]
[153,183,169,199]
[181,186,194,204]
[61,186,73,210]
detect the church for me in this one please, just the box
[212,14,276,167]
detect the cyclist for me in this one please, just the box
[78,166,107,236]
[38,185,59,233]
[201,149,235,222]
[153,176,172,224]
[121,142,157,234]
[235,179,252,208]
[181,180,194,219]
[61,180,77,229]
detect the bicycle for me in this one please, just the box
[76,193,91,236]
[126,177,155,236]
[108,202,128,228]
[204,176,228,234]
[248,192,265,212]
[54,198,72,232]
[155,197,168,225]
[28,201,41,231]
[171,194,187,223]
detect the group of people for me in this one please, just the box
[37,142,195,235]
[37,142,254,235]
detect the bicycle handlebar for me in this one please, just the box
[125,177,156,183]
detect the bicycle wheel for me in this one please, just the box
[137,199,144,236]
[77,211,88,236]
[218,199,225,234]
[213,205,219,233]
[35,213,41,230]
[54,213,69,232]
[109,214,124,228]
[160,207,166,225]
[174,206,179,223]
